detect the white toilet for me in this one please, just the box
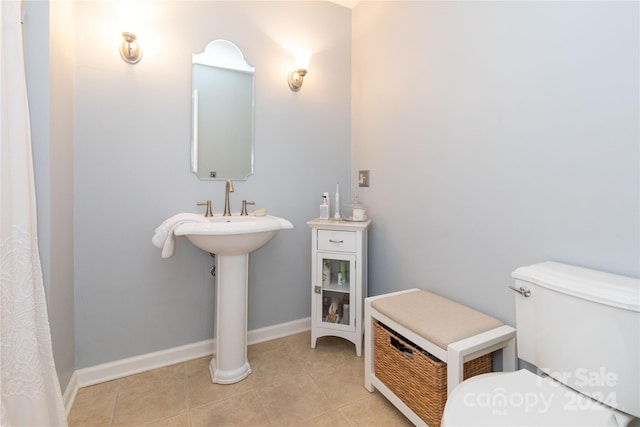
[442,261,640,426]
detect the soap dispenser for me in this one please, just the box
[320,192,330,219]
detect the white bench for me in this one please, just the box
[364,288,517,426]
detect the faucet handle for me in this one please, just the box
[240,200,255,216]
[197,200,213,217]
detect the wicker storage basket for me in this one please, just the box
[374,321,492,427]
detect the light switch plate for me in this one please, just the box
[359,170,370,187]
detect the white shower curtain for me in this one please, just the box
[0,1,67,426]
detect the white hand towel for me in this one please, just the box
[152,213,208,258]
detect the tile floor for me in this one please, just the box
[68,331,413,426]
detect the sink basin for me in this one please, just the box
[174,214,293,255]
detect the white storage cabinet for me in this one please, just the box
[307,219,371,356]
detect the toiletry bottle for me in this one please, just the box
[338,261,347,285]
[343,304,350,324]
[319,195,329,219]
[334,183,341,219]
[322,260,330,286]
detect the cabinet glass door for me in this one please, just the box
[315,252,355,330]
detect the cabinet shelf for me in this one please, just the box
[323,283,350,293]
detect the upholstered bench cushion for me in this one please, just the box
[370,289,503,350]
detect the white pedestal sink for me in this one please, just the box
[174,214,293,384]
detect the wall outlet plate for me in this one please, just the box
[359,170,370,187]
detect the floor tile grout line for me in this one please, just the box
[250,388,275,427]
[309,370,374,411]
[250,341,307,426]
[308,370,338,411]
[109,389,120,427]
[182,362,194,427]
[253,373,329,426]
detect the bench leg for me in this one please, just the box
[446,325,517,395]
[502,334,517,371]
[447,348,464,397]
[364,299,375,392]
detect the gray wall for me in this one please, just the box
[73,1,351,368]
[352,1,639,326]
[24,0,76,391]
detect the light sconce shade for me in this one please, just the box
[288,50,311,91]
[120,32,142,64]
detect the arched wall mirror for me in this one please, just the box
[191,40,255,180]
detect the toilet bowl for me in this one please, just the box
[442,262,639,427]
[442,369,635,427]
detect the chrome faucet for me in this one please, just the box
[223,180,234,216]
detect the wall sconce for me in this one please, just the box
[288,50,311,92]
[119,32,142,64]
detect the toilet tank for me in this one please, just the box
[512,262,640,418]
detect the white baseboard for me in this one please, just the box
[62,371,78,418]
[247,316,311,345]
[64,317,310,413]
[75,339,214,388]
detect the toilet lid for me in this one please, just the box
[442,369,619,426]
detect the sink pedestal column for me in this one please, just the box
[209,254,252,384]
